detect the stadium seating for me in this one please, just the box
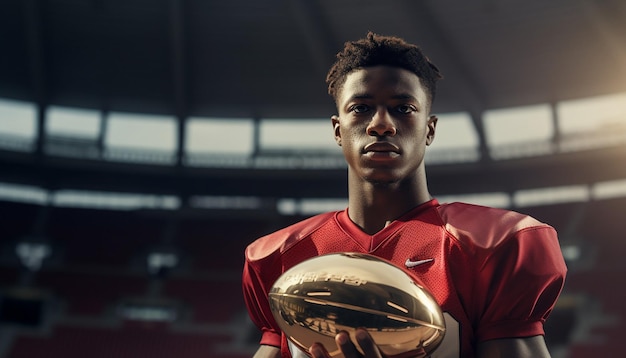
[6,322,250,358]
[46,207,167,267]
[33,269,149,316]
[163,277,244,324]
[1,198,625,357]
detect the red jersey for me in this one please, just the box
[242,199,567,357]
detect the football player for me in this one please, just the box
[243,32,567,358]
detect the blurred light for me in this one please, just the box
[513,185,590,207]
[277,198,347,215]
[185,117,254,156]
[46,106,101,138]
[52,190,180,210]
[252,155,345,169]
[426,112,480,164]
[592,179,626,200]
[260,119,337,153]
[561,245,581,262]
[106,112,177,151]
[0,182,48,205]
[557,93,626,152]
[0,99,37,138]
[104,112,178,164]
[431,112,479,149]
[15,242,51,271]
[189,195,262,209]
[436,192,511,208]
[147,252,179,275]
[484,104,554,159]
[557,92,626,134]
[0,98,37,152]
[484,104,554,145]
[299,198,347,215]
[277,198,298,215]
[117,302,177,322]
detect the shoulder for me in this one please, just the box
[436,201,555,249]
[245,211,338,262]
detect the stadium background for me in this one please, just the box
[0,0,625,357]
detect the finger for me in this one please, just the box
[336,331,362,357]
[354,328,383,358]
[309,342,331,358]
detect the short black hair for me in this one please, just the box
[326,32,443,104]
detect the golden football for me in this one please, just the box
[269,252,445,358]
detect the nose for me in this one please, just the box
[366,107,396,137]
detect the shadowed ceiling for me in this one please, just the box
[1,0,625,199]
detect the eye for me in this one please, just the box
[396,104,417,114]
[349,104,370,114]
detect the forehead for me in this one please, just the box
[339,66,427,104]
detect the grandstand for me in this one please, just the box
[1,1,625,357]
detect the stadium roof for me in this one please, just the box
[1,0,625,119]
[1,0,626,202]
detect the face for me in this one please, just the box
[332,66,437,185]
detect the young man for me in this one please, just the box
[242,32,567,358]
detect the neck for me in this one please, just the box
[347,172,431,235]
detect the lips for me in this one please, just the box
[363,142,400,154]
[362,142,401,161]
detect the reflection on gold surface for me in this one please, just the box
[270,253,445,358]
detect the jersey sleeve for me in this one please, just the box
[241,212,338,353]
[242,256,282,348]
[474,225,567,342]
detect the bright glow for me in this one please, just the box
[303,298,327,305]
[189,195,262,209]
[431,112,479,149]
[386,315,408,322]
[186,117,254,155]
[592,179,626,200]
[386,301,409,313]
[483,104,554,146]
[52,190,180,210]
[513,185,590,207]
[147,252,179,274]
[307,292,332,296]
[426,112,481,163]
[106,112,177,151]
[16,242,51,271]
[276,198,347,215]
[118,303,177,322]
[46,106,101,138]
[557,92,626,134]
[0,98,37,138]
[0,182,48,205]
[260,119,337,152]
[436,193,511,208]
[299,198,348,215]
[277,198,298,215]
[561,245,581,261]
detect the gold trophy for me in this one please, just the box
[269,252,445,357]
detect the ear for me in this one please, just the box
[426,115,437,146]
[331,115,342,146]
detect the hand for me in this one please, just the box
[308,328,384,358]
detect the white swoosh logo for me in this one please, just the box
[405,258,434,268]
